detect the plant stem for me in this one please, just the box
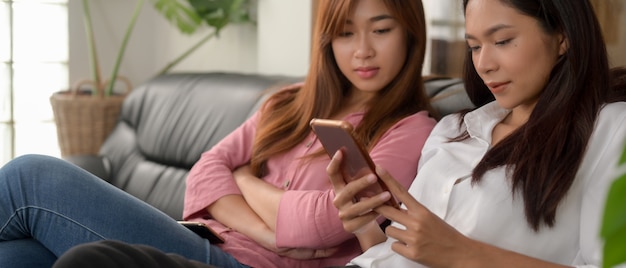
[82,0,102,96]
[105,0,144,97]
[155,30,217,76]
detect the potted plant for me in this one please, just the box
[600,142,626,268]
[50,0,253,157]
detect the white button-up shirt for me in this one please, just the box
[350,101,626,267]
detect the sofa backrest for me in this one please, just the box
[99,73,300,218]
[98,72,475,219]
[425,77,475,117]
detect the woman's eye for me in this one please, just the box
[373,28,391,34]
[467,45,480,52]
[495,39,512,46]
[338,31,353,37]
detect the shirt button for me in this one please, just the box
[305,141,313,148]
[284,180,291,188]
[443,186,451,194]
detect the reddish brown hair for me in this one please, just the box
[250,0,434,176]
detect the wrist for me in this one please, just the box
[243,222,277,250]
[453,238,484,268]
[354,221,386,251]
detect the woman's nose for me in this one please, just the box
[354,35,374,59]
[474,47,497,74]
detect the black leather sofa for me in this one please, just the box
[66,72,474,220]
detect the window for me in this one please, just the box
[1,0,67,165]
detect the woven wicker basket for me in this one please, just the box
[50,77,131,157]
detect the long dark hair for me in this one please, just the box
[250,0,434,176]
[461,0,626,231]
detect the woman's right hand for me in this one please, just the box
[327,150,389,249]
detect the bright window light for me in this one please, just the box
[1,0,67,164]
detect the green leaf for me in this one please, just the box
[148,0,253,76]
[151,0,202,34]
[105,0,145,96]
[603,226,626,268]
[601,142,626,268]
[228,0,253,23]
[187,0,252,34]
[601,173,626,237]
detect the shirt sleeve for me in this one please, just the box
[275,111,438,248]
[577,102,626,267]
[182,112,260,220]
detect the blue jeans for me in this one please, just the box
[0,154,248,268]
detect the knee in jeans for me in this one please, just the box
[0,154,71,188]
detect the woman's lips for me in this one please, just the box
[355,67,379,79]
[487,81,510,94]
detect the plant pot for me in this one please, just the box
[50,77,132,157]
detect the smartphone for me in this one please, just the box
[178,221,225,244]
[309,118,399,208]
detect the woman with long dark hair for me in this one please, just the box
[330,0,626,267]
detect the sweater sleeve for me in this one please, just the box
[182,112,260,220]
[275,111,437,248]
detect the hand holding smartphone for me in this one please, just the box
[310,118,399,208]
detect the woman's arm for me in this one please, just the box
[375,165,572,268]
[232,165,283,231]
[207,194,276,248]
[273,113,436,249]
[209,194,338,260]
[232,162,386,249]
[183,113,261,221]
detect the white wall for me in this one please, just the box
[68,0,625,88]
[68,0,311,90]
[257,0,311,76]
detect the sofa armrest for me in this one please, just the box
[64,155,112,182]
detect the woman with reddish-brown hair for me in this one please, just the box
[0,1,436,267]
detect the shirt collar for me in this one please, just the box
[464,101,510,144]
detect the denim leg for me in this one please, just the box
[0,154,246,267]
[0,239,56,268]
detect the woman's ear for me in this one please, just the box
[558,34,569,56]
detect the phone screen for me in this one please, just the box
[310,118,399,208]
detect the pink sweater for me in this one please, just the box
[183,110,436,268]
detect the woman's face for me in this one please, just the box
[331,0,407,96]
[465,0,567,111]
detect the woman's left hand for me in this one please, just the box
[374,167,476,267]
